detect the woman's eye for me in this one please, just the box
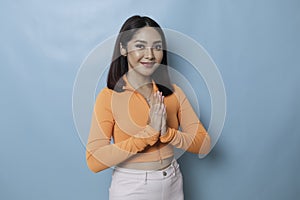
[135,44,145,49]
[154,44,162,50]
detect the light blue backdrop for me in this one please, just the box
[1,0,299,200]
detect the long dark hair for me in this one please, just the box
[107,15,174,96]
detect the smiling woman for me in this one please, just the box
[123,26,163,79]
[85,15,210,200]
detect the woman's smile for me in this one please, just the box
[140,61,156,68]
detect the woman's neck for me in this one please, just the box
[126,71,152,90]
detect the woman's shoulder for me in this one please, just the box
[171,84,186,97]
[96,87,114,100]
[100,87,114,94]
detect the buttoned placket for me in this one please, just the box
[122,75,164,164]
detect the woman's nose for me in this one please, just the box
[144,47,154,59]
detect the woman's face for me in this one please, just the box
[124,27,163,77]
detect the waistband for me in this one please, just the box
[113,159,180,180]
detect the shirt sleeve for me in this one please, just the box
[159,85,211,155]
[86,88,160,173]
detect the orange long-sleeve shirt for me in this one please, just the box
[86,74,210,173]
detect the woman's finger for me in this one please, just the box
[159,92,162,104]
[156,92,160,104]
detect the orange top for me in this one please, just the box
[86,74,211,173]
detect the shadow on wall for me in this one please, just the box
[178,144,226,199]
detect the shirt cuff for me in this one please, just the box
[134,125,160,147]
[159,128,176,143]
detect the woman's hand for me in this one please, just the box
[160,105,167,136]
[148,91,165,132]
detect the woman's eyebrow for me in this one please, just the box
[134,40,162,44]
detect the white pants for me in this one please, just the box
[109,159,184,200]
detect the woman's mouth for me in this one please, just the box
[140,62,155,68]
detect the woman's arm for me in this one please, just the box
[86,88,160,173]
[159,85,211,155]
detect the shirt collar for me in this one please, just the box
[122,73,159,92]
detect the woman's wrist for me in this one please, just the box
[148,122,161,132]
[160,126,167,136]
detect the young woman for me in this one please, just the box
[86,15,211,200]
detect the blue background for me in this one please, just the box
[1,0,299,199]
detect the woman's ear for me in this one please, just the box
[120,43,127,56]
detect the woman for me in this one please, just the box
[86,15,211,200]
